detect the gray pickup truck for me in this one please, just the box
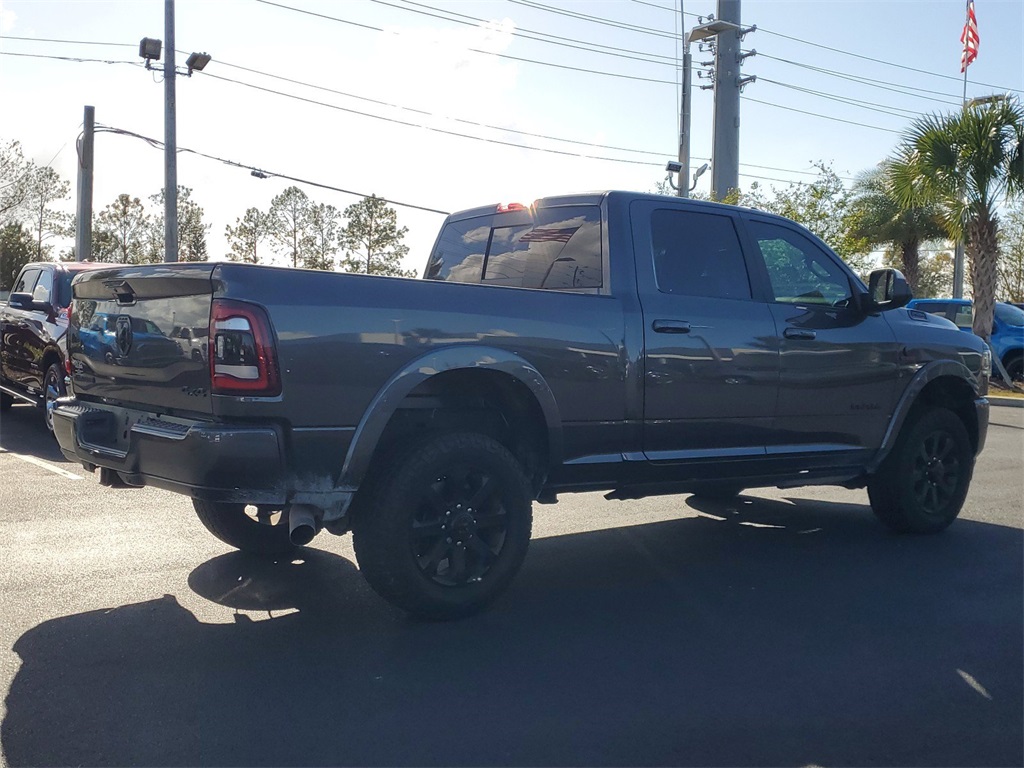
[53,191,991,618]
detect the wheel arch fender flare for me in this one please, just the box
[868,360,982,473]
[338,345,563,489]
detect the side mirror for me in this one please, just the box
[8,292,57,315]
[865,268,913,312]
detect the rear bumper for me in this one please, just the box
[52,399,289,505]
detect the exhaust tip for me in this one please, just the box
[287,504,318,546]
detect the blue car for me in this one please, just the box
[906,298,1024,383]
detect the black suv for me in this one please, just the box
[1,261,120,433]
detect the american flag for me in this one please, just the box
[960,0,979,72]
[519,227,579,244]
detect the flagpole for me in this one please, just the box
[961,0,970,104]
[953,0,973,299]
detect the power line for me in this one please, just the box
[0,34,133,48]
[741,95,902,134]
[3,35,866,181]
[757,26,1023,95]
[199,70,663,167]
[254,0,677,84]
[93,124,452,215]
[759,78,930,120]
[505,0,677,39]
[0,32,981,116]
[0,50,140,66]
[373,0,680,65]
[213,60,663,157]
[757,53,965,105]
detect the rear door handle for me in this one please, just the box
[783,327,816,340]
[652,319,691,334]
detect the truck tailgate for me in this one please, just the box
[68,264,216,416]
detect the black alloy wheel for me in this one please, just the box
[413,464,511,587]
[43,363,65,434]
[909,428,962,517]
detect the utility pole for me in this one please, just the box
[75,106,94,262]
[164,0,178,263]
[710,0,741,201]
[677,43,693,197]
[676,2,691,197]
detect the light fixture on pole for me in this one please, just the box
[138,37,162,68]
[665,161,709,194]
[185,51,211,76]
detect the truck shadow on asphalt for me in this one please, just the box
[0,404,67,464]
[3,495,1023,768]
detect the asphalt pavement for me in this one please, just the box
[1,402,1021,767]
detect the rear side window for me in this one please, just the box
[650,209,751,300]
[33,269,54,304]
[56,271,75,308]
[995,303,1024,326]
[426,205,602,290]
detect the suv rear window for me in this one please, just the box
[426,205,602,290]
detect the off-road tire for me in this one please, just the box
[192,499,296,555]
[868,407,973,534]
[352,432,533,620]
[43,362,65,435]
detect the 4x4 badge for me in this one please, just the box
[115,315,133,357]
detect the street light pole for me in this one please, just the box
[75,105,94,262]
[677,38,693,198]
[164,0,178,263]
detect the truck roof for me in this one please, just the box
[443,190,783,224]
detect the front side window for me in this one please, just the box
[650,209,751,300]
[426,205,602,290]
[748,220,853,307]
[13,268,40,296]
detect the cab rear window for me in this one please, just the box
[425,205,602,290]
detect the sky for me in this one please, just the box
[1,0,1022,272]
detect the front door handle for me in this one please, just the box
[783,327,817,340]
[652,319,691,334]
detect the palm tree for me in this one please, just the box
[889,99,1024,340]
[847,162,946,296]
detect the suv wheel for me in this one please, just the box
[868,407,973,533]
[43,363,65,434]
[352,432,533,620]
[1005,353,1023,384]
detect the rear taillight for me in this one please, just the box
[210,299,280,396]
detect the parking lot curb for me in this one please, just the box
[988,396,1024,408]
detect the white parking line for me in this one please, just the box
[0,448,83,480]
